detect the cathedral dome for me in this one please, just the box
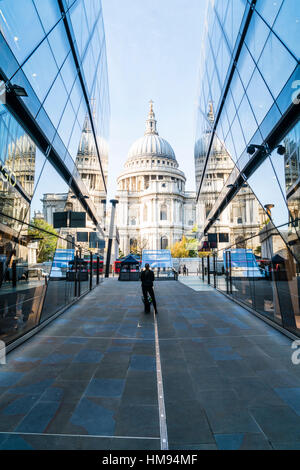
[194,102,225,161]
[128,134,176,160]
[127,101,176,161]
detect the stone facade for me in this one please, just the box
[115,102,196,255]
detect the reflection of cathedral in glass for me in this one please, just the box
[74,114,107,213]
[0,110,37,265]
[195,102,234,216]
[42,111,107,252]
[0,0,110,347]
[0,111,36,230]
[195,103,263,251]
[284,121,300,261]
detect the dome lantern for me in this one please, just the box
[145,99,158,136]
[126,101,177,162]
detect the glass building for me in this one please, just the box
[0,0,110,348]
[195,0,300,336]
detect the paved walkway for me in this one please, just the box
[0,278,300,450]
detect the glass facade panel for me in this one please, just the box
[195,0,300,337]
[223,0,247,52]
[255,0,283,27]
[57,100,77,149]
[42,74,68,130]
[60,52,78,93]
[33,0,61,34]
[273,0,300,59]
[257,31,297,99]
[246,67,274,125]
[47,20,71,70]
[0,0,109,347]
[69,0,90,60]
[0,0,44,64]
[237,94,258,145]
[244,11,270,63]
[237,44,256,90]
[22,39,58,103]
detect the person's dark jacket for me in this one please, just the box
[141,269,155,287]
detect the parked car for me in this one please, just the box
[27,267,49,279]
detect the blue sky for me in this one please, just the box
[102,0,208,199]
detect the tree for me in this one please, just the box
[28,219,58,263]
[169,236,189,258]
[254,245,261,255]
[188,250,198,258]
[130,236,148,256]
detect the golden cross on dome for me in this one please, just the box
[149,99,154,113]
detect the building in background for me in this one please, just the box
[195,102,264,253]
[116,101,196,255]
[42,112,108,253]
[0,0,109,348]
[195,0,300,336]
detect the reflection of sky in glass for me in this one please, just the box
[0,0,44,64]
[255,0,283,27]
[42,74,68,129]
[245,11,269,63]
[47,21,70,69]
[247,157,289,227]
[273,0,300,60]
[22,39,58,103]
[33,0,61,35]
[246,67,274,125]
[196,0,299,227]
[30,158,69,215]
[258,31,297,99]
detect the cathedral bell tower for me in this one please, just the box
[144,100,158,136]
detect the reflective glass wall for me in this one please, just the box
[195,0,300,336]
[0,0,109,346]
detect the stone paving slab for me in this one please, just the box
[0,277,300,449]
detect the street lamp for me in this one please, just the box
[101,199,107,231]
[264,204,274,218]
[105,199,118,278]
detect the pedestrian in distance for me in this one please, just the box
[183,264,187,276]
[141,263,158,314]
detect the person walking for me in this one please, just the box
[183,264,187,276]
[141,263,158,314]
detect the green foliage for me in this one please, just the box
[169,236,189,258]
[254,245,261,255]
[188,250,198,258]
[28,218,58,262]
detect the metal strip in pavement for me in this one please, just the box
[153,312,168,450]
[0,431,160,440]
[38,335,154,341]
